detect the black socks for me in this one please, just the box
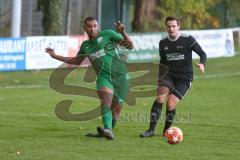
[148,100,177,134]
[163,109,176,133]
[149,100,163,131]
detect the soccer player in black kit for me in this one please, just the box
[140,16,207,138]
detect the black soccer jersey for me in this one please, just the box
[159,34,207,81]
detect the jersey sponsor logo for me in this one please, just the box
[166,53,185,61]
[89,49,105,61]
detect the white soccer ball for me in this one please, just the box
[164,126,183,144]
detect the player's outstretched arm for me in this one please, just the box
[114,21,134,50]
[45,47,84,65]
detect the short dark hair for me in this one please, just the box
[84,16,97,24]
[165,16,180,26]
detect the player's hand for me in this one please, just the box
[114,21,125,33]
[45,47,56,58]
[195,63,205,74]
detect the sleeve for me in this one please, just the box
[189,36,207,65]
[76,43,85,59]
[158,40,167,77]
[159,40,166,64]
[108,30,123,43]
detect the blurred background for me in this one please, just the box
[0,0,239,72]
[0,0,240,36]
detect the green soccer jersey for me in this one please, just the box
[77,30,127,79]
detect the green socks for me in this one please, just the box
[101,105,112,130]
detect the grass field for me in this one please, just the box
[0,54,240,160]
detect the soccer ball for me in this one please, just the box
[164,126,183,144]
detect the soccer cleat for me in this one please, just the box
[85,127,104,138]
[97,126,104,137]
[163,131,166,137]
[163,127,170,137]
[139,130,155,138]
[102,128,114,140]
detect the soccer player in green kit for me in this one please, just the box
[45,17,133,140]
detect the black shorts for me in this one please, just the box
[158,74,192,100]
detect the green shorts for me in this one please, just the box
[96,76,129,103]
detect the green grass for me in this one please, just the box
[0,55,240,160]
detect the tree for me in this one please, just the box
[160,0,219,30]
[131,0,219,32]
[222,0,240,27]
[132,0,161,32]
[37,0,62,35]
[0,9,10,36]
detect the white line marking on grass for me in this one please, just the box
[0,84,49,89]
[0,112,51,118]
[195,72,240,79]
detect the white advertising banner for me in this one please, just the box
[127,34,162,62]
[0,28,236,71]
[26,36,68,70]
[183,29,235,58]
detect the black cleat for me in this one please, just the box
[139,130,155,138]
[97,127,104,137]
[85,127,104,138]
